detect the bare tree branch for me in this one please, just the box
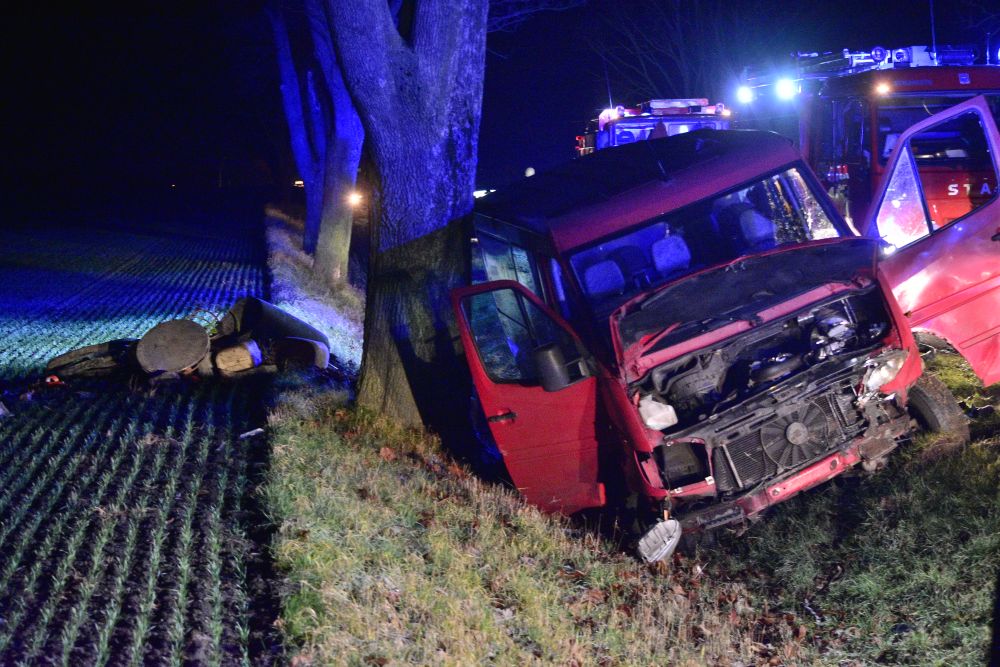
[487,0,584,32]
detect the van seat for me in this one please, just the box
[583,260,625,302]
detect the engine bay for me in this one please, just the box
[632,286,901,494]
[636,287,891,429]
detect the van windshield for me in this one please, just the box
[568,165,842,316]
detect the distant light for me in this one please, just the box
[736,85,754,104]
[875,82,891,95]
[293,180,304,188]
[775,78,798,100]
[721,108,732,117]
[347,191,362,207]
[473,189,495,199]
[524,167,536,177]
[171,184,176,188]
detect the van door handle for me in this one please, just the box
[488,410,517,424]
[991,231,1000,242]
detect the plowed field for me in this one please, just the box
[0,221,277,665]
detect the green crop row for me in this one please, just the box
[0,221,270,666]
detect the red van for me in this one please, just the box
[453,98,994,562]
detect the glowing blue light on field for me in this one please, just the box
[736,85,754,104]
[775,78,798,100]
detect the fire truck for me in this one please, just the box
[575,98,731,157]
[738,45,1000,227]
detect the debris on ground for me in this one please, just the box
[239,428,266,440]
[0,400,11,418]
[44,297,333,386]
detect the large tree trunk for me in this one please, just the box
[356,218,469,430]
[327,0,488,429]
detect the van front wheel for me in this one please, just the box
[906,374,969,452]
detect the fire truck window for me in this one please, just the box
[909,111,998,229]
[875,147,930,249]
[463,288,582,384]
[876,96,989,165]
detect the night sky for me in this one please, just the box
[1,1,993,209]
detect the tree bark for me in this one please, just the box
[309,0,363,286]
[326,0,488,428]
[356,218,469,430]
[312,126,361,285]
[301,69,328,254]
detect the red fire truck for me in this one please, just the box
[738,45,1000,228]
[575,98,731,157]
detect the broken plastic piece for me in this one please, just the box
[637,519,682,564]
[0,400,11,419]
[239,428,265,440]
[638,395,678,430]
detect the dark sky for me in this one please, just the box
[2,3,275,199]
[478,0,993,186]
[1,1,993,203]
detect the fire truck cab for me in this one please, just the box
[739,45,1000,228]
[576,98,731,157]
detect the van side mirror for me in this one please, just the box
[534,343,589,392]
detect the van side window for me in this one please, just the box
[473,233,542,297]
[875,110,998,249]
[462,288,582,384]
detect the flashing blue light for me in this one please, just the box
[736,85,754,104]
[775,78,798,100]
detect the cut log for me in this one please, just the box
[136,320,210,374]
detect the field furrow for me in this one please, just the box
[0,217,273,665]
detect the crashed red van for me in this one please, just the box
[453,97,995,562]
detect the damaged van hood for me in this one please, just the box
[613,238,879,378]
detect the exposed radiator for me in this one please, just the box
[712,384,864,493]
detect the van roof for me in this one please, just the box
[476,130,801,252]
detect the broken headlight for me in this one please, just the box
[863,349,909,393]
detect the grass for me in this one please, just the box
[264,380,821,665]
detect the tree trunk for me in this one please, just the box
[301,70,329,254]
[311,39,364,287]
[303,175,324,254]
[312,129,361,285]
[325,0,488,429]
[356,216,469,431]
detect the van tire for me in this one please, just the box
[914,332,956,360]
[907,374,969,450]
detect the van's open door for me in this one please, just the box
[451,280,606,514]
[864,95,1000,385]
